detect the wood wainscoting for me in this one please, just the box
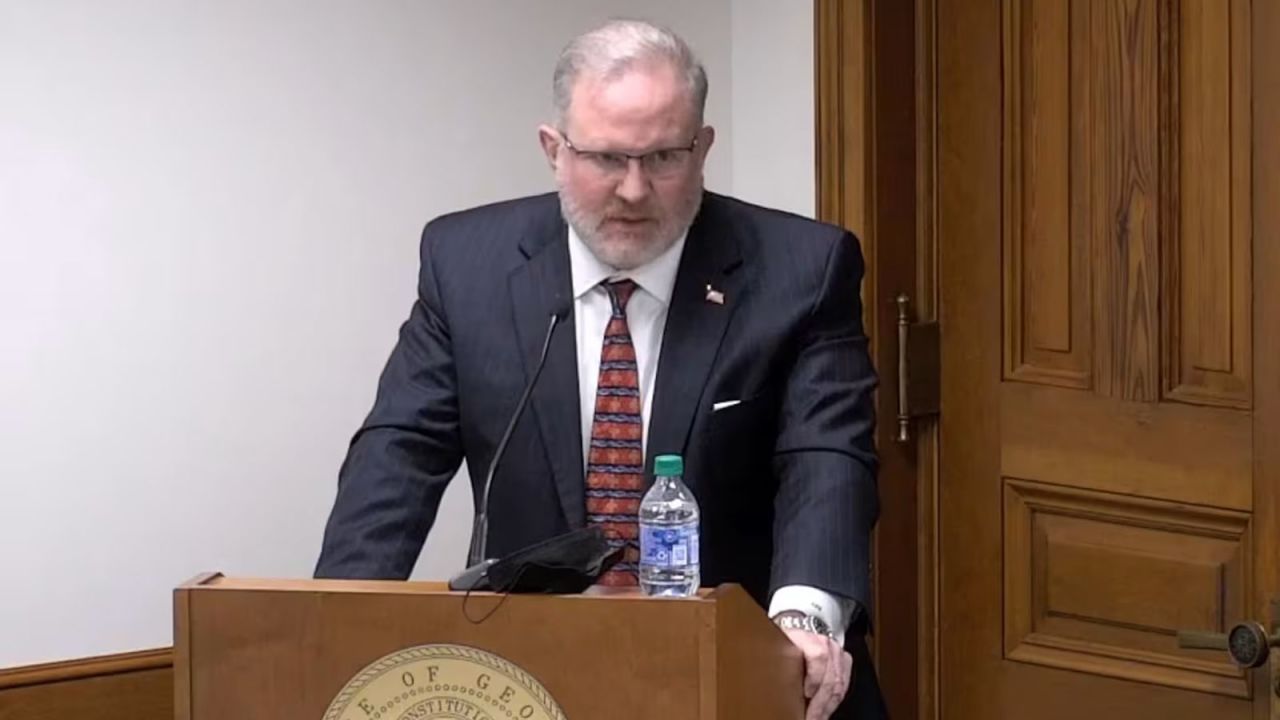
[0,648,172,720]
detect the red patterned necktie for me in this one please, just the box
[586,279,644,586]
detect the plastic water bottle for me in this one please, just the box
[639,454,700,596]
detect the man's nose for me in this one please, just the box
[614,159,652,204]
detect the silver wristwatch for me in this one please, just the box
[771,611,835,640]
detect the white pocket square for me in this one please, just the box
[712,399,742,412]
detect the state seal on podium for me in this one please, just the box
[324,643,566,720]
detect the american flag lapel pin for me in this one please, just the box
[705,284,725,305]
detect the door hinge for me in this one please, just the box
[895,294,939,443]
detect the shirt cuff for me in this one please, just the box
[768,585,859,646]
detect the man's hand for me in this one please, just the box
[781,628,854,720]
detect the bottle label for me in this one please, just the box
[640,522,699,569]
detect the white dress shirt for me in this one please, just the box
[567,226,855,644]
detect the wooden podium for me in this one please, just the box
[174,574,804,719]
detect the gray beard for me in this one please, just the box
[558,186,703,270]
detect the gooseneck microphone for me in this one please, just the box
[450,300,570,590]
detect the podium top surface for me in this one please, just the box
[177,572,725,602]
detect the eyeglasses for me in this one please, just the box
[559,132,699,180]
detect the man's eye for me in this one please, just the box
[593,153,628,169]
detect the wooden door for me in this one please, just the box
[937,0,1280,717]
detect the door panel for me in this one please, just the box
[1002,478,1250,697]
[938,0,1274,717]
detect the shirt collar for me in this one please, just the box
[567,224,687,305]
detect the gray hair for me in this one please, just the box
[552,19,708,128]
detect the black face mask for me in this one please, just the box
[480,526,625,594]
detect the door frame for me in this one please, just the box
[1252,3,1280,717]
[815,1,939,718]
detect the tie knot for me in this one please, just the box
[604,279,638,314]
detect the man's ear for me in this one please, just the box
[697,125,716,159]
[537,125,561,171]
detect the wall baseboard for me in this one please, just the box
[0,649,172,720]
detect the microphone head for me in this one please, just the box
[551,295,573,322]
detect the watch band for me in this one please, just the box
[771,611,835,640]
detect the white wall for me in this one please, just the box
[731,0,816,217]
[0,0,810,668]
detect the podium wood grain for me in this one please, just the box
[175,575,805,719]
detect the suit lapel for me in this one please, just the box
[645,196,744,477]
[508,207,585,529]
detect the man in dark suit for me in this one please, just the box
[316,19,884,720]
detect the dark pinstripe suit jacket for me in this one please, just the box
[315,190,879,613]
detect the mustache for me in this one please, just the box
[604,203,655,219]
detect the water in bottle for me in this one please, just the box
[639,454,700,596]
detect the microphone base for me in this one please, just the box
[447,558,498,592]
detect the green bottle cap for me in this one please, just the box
[653,454,684,477]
